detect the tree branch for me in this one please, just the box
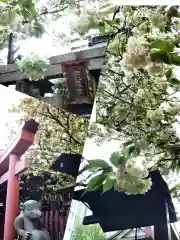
[46,105,81,145]
[40,6,68,16]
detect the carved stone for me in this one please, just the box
[14,200,50,240]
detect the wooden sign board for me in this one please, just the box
[62,60,95,103]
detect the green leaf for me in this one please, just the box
[99,3,111,11]
[103,177,116,193]
[151,40,174,52]
[31,21,45,38]
[126,145,140,158]
[103,166,113,173]
[104,19,116,26]
[137,139,148,150]
[119,111,126,121]
[171,78,180,84]
[171,54,180,66]
[78,165,102,176]
[151,51,180,66]
[86,174,105,191]
[110,151,126,167]
[87,159,110,169]
[165,69,173,78]
[114,18,120,25]
[123,140,134,147]
[127,145,135,156]
[134,146,141,156]
[25,6,37,18]
[150,50,171,64]
[28,5,37,17]
[79,160,111,176]
[98,21,105,33]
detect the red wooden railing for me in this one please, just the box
[40,191,72,240]
[42,206,70,240]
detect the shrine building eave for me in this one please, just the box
[0,119,39,177]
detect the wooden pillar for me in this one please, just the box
[3,154,20,240]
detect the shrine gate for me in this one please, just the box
[0,119,39,240]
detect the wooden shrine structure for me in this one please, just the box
[0,120,82,240]
[0,119,39,240]
[0,44,106,116]
[0,45,106,83]
[18,153,82,240]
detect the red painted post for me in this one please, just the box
[3,154,20,240]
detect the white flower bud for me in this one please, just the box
[135,89,146,99]
[167,104,180,115]
[147,108,164,121]
[154,77,168,90]
[123,36,150,70]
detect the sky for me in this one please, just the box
[0,6,98,62]
[0,20,73,62]
[0,85,28,150]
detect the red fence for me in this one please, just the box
[42,206,70,240]
[40,191,72,239]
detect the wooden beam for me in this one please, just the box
[0,45,106,84]
[0,58,104,84]
[0,128,33,172]
[0,119,38,175]
[49,45,106,64]
[0,158,29,185]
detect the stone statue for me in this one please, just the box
[14,200,50,240]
